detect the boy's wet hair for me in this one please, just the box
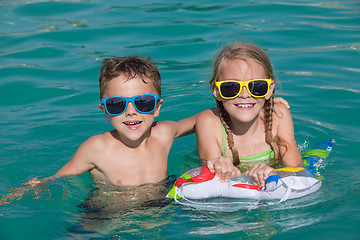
[99,56,161,98]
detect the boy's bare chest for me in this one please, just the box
[90,142,169,186]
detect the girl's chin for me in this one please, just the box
[230,111,260,123]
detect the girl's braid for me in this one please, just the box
[263,95,281,168]
[217,101,240,166]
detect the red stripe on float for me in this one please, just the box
[232,184,261,191]
[175,166,216,188]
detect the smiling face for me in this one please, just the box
[213,58,274,125]
[99,74,163,145]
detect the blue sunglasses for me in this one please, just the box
[101,94,161,116]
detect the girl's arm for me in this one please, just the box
[275,104,303,167]
[246,103,301,189]
[196,109,240,181]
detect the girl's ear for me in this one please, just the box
[154,99,164,117]
[212,87,223,101]
[99,103,111,120]
[265,81,275,100]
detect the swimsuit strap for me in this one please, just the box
[221,123,274,161]
[239,149,274,161]
[222,124,226,157]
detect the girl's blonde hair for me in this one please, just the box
[210,43,285,168]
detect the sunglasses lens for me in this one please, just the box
[106,97,126,114]
[134,95,156,113]
[248,80,269,96]
[220,82,241,98]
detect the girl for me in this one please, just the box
[196,43,303,189]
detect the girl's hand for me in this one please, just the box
[274,97,290,118]
[207,157,241,182]
[245,163,274,189]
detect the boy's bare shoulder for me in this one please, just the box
[152,121,177,136]
[78,132,112,153]
[54,132,114,177]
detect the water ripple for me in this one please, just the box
[1,0,359,239]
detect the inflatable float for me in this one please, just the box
[167,139,334,204]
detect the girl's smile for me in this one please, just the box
[214,58,273,124]
[234,102,256,110]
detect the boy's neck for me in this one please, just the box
[110,128,152,149]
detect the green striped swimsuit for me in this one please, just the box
[221,124,275,173]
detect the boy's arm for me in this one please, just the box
[0,177,48,205]
[171,112,200,138]
[274,97,290,117]
[55,136,97,177]
[0,136,98,206]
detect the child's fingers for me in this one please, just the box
[246,163,260,177]
[283,101,290,108]
[274,110,283,118]
[262,167,273,182]
[273,97,290,118]
[258,170,272,189]
[207,158,227,179]
[248,164,261,186]
[220,157,236,181]
[207,157,236,182]
[257,166,270,188]
[223,158,235,181]
[246,163,273,188]
[274,97,290,108]
[230,167,241,178]
[214,160,227,181]
[273,104,284,118]
[207,160,215,173]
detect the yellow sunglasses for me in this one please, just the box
[215,79,272,99]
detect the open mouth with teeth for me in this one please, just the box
[235,103,256,110]
[123,120,142,130]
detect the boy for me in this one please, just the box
[0,56,197,205]
[55,56,198,186]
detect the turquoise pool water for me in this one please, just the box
[1,0,359,239]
